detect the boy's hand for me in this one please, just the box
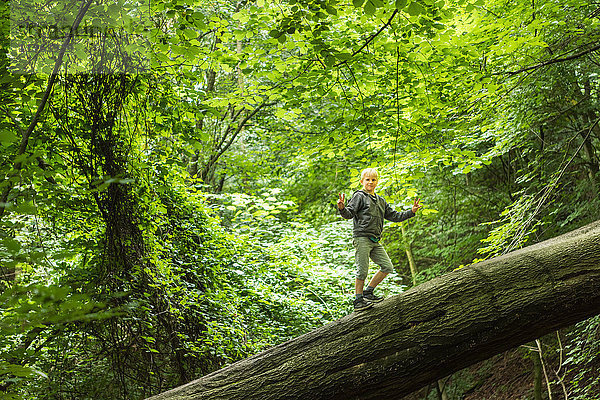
[337,193,345,210]
[412,198,422,213]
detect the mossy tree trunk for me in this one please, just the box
[147,221,600,400]
[403,220,448,399]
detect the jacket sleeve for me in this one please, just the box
[339,191,362,220]
[383,199,415,222]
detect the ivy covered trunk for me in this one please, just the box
[148,221,600,400]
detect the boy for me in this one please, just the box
[337,168,421,311]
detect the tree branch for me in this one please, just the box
[505,43,600,76]
[213,101,269,162]
[351,10,398,58]
[332,9,398,68]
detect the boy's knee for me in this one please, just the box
[356,268,368,281]
[380,264,394,274]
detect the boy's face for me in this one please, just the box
[361,174,378,194]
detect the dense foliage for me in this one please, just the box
[1,0,599,398]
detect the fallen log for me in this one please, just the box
[147,220,600,400]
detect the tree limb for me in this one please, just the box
[349,10,398,59]
[505,43,600,76]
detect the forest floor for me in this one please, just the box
[402,347,574,400]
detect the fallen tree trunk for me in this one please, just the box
[147,221,600,400]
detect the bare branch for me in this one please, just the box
[505,43,600,76]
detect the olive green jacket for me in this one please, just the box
[339,190,415,238]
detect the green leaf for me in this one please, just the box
[324,55,335,67]
[364,0,376,15]
[0,129,18,145]
[73,43,87,61]
[107,4,120,18]
[198,130,209,141]
[407,1,426,15]
[352,0,365,6]
[2,237,20,252]
[0,363,43,378]
[15,202,37,215]
[171,45,187,56]
[395,0,408,9]
[184,28,198,39]
[334,52,352,60]
[421,208,439,216]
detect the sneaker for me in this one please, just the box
[353,297,373,311]
[363,291,383,303]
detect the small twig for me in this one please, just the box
[0,106,25,136]
[553,331,569,400]
[303,286,333,316]
[556,330,564,374]
[536,339,553,400]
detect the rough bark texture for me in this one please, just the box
[147,221,600,400]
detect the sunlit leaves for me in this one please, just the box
[407,1,427,15]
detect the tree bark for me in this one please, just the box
[147,220,600,400]
[403,221,448,399]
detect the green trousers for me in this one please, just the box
[352,236,394,280]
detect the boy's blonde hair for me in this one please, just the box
[360,168,379,180]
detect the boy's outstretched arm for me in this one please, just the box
[384,197,421,222]
[412,198,422,213]
[338,193,356,219]
[337,193,345,210]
